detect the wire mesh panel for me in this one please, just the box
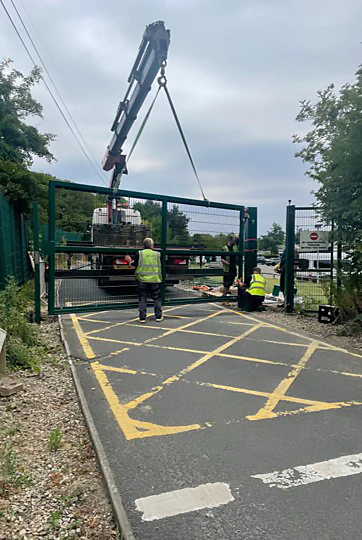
[294,207,333,311]
[47,181,246,314]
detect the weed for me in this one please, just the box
[5,425,21,437]
[48,428,63,452]
[48,509,62,530]
[0,443,31,495]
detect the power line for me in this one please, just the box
[1,0,108,185]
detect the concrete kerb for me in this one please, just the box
[58,316,136,540]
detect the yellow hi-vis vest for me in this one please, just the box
[135,249,162,283]
[247,274,266,296]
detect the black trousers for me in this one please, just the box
[238,290,264,312]
[138,282,162,319]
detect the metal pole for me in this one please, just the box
[285,204,296,313]
[330,221,334,304]
[238,207,245,279]
[337,241,342,291]
[0,197,6,289]
[244,207,257,282]
[48,182,56,315]
[32,202,41,323]
[161,200,168,305]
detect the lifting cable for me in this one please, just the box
[127,63,208,202]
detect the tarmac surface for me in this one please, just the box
[61,303,362,540]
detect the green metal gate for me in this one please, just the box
[285,205,337,312]
[46,180,255,315]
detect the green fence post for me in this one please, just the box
[48,182,56,315]
[32,202,41,323]
[161,200,168,305]
[238,207,245,279]
[337,241,342,291]
[285,204,295,313]
[244,207,257,281]
[0,197,6,289]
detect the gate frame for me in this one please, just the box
[285,204,340,313]
[47,180,254,315]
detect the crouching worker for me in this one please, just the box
[125,238,163,323]
[237,267,266,312]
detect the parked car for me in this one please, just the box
[257,255,266,264]
[264,258,272,265]
[271,257,280,266]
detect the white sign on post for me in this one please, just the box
[300,230,329,251]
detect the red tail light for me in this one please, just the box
[174,259,187,265]
[114,258,128,265]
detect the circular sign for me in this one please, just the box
[310,232,318,240]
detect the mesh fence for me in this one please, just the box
[0,195,31,289]
[294,207,333,311]
[48,183,245,313]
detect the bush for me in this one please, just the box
[0,277,43,371]
[323,268,362,329]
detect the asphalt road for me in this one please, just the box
[61,304,362,539]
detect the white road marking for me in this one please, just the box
[252,452,362,489]
[135,482,234,521]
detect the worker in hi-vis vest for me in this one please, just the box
[237,266,266,312]
[126,237,163,323]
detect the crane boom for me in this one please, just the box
[102,21,171,190]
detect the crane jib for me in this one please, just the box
[102,21,171,186]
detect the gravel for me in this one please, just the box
[0,319,118,540]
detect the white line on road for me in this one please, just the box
[135,482,234,521]
[252,452,362,489]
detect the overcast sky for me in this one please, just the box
[1,0,361,233]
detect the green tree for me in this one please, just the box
[0,59,55,165]
[293,66,362,270]
[258,223,285,255]
[0,160,50,218]
[133,201,190,245]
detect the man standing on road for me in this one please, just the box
[221,234,238,298]
[126,238,163,323]
[237,267,266,312]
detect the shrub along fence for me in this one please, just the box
[0,194,31,289]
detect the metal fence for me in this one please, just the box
[285,205,338,312]
[0,194,31,289]
[45,181,254,315]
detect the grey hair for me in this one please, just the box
[143,237,154,249]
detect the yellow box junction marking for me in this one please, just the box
[69,305,362,440]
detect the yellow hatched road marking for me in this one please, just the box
[91,361,200,440]
[229,307,362,358]
[86,335,362,380]
[125,322,263,410]
[248,341,319,420]
[85,305,191,336]
[143,309,225,344]
[196,381,362,409]
[69,313,96,359]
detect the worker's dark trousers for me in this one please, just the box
[238,290,264,312]
[138,282,162,320]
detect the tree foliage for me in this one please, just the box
[0,59,55,166]
[133,200,191,245]
[293,66,362,272]
[258,223,285,255]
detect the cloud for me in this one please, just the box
[1,0,361,234]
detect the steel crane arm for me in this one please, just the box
[102,21,170,189]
